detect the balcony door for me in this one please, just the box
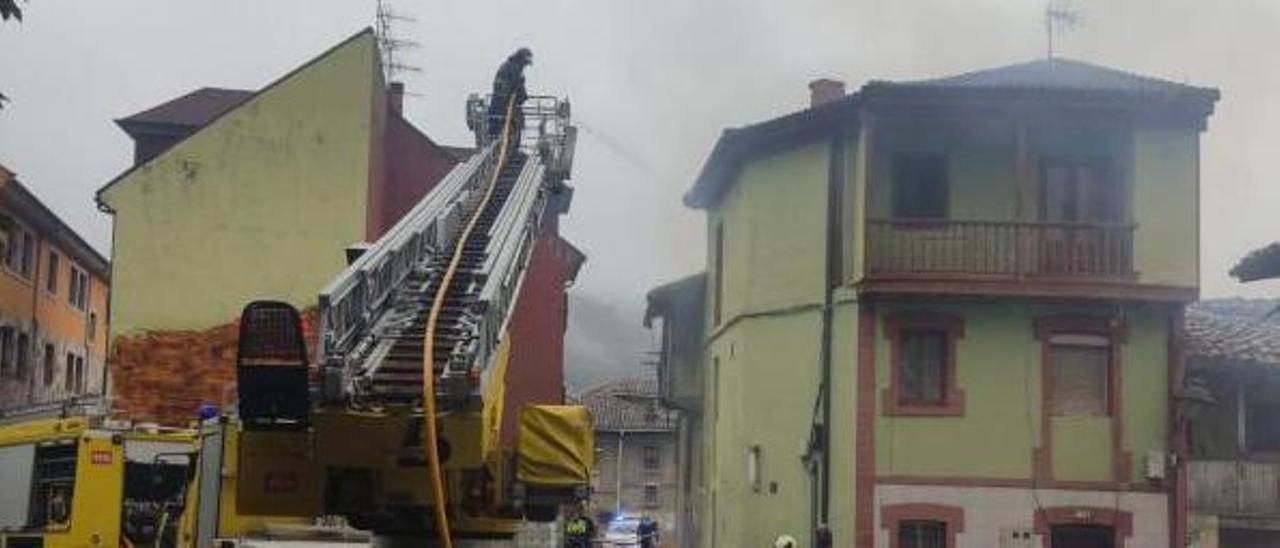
[1038,159,1123,276]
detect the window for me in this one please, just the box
[1247,400,1280,452]
[15,332,29,379]
[882,503,964,548]
[42,344,54,386]
[68,267,80,306]
[1041,158,1121,224]
[88,312,97,341]
[0,327,11,372]
[884,312,965,416]
[643,483,658,508]
[64,353,74,392]
[712,222,724,325]
[67,267,88,310]
[899,329,947,406]
[898,520,947,548]
[2,226,16,270]
[642,445,660,470]
[73,356,84,393]
[1048,335,1111,417]
[46,251,59,293]
[5,228,33,279]
[891,154,948,219]
[19,232,33,278]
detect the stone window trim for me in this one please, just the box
[1033,506,1133,548]
[882,311,966,416]
[880,502,964,548]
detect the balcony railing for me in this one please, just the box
[1190,459,1280,517]
[866,218,1135,279]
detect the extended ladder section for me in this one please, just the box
[316,95,575,410]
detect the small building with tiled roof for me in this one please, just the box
[577,376,678,539]
[1186,300,1280,545]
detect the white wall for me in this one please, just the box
[875,484,1168,548]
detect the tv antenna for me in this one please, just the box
[375,0,421,80]
[1045,0,1080,59]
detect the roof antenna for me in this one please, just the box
[375,0,422,81]
[1045,0,1080,59]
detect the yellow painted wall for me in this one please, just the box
[873,302,1170,483]
[100,31,379,335]
[1133,129,1199,288]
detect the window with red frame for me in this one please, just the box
[899,328,948,406]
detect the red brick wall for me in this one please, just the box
[366,113,461,240]
[110,307,318,425]
[499,223,572,448]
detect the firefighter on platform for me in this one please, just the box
[488,47,533,143]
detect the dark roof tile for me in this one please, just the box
[116,87,254,131]
[884,58,1216,97]
[1187,304,1280,368]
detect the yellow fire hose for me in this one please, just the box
[422,95,519,548]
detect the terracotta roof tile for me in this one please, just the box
[574,377,676,431]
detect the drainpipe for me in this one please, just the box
[616,431,626,515]
[27,233,41,406]
[814,128,847,547]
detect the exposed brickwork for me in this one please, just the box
[110,307,318,425]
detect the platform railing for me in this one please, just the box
[866,218,1135,279]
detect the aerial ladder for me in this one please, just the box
[191,84,589,546]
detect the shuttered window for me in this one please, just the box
[1049,335,1110,417]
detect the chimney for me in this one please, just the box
[389,81,405,114]
[808,78,846,108]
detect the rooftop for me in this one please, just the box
[116,87,253,132]
[1187,300,1280,369]
[686,57,1219,209]
[1231,243,1280,283]
[878,58,1217,97]
[0,166,110,279]
[575,377,676,432]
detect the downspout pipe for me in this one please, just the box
[815,129,846,547]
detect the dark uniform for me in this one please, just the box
[488,48,533,143]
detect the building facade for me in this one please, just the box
[0,164,110,412]
[581,377,680,544]
[645,274,706,548]
[95,29,468,424]
[1185,300,1280,547]
[651,59,1218,547]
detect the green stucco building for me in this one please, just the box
[96,29,466,423]
[647,59,1218,548]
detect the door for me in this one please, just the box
[1050,525,1115,548]
[1039,159,1121,275]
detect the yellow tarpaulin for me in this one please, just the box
[516,405,593,486]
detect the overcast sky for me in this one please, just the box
[1,0,1278,315]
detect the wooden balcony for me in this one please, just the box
[867,218,1135,279]
[1190,459,1280,518]
[863,219,1157,299]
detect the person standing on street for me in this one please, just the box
[564,506,595,548]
